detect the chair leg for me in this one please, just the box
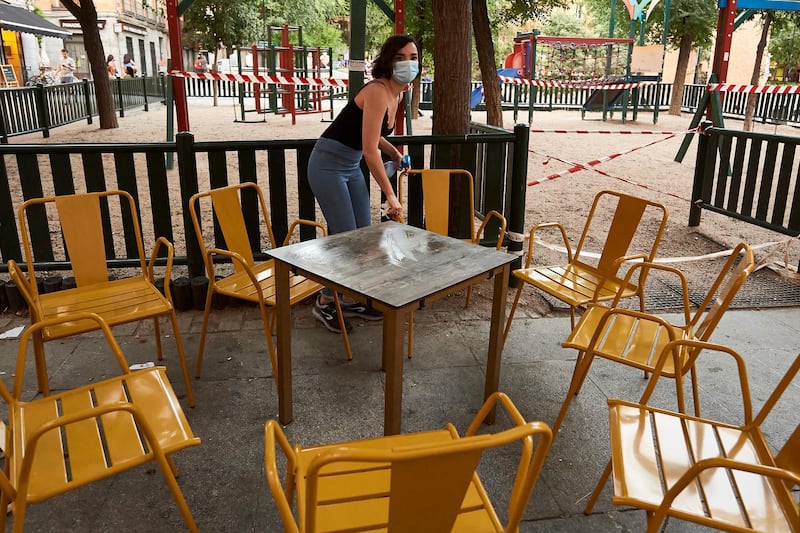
[407,311,414,359]
[153,451,198,532]
[584,460,612,514]
[261,305,279,389]
[689,365,701,417]
[169,312,196,407]
[331,293,352,360]
[553,351,595,433]
[32,333,50,395]
[501,283,525,348]
[153,317,164,361]
[194,287,216,379]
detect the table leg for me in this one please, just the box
[484,265,510,424]
[275,260,293,425]
[383,309,405,435]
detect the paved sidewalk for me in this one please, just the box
[0,291,798,531]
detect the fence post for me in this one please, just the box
[116,78,125,118]
[508,123,529,286]
[0,93,8,144]
[142,75,149,112]
[176,132,204,277]
[83,79,93,125]
[689,120,714,227]
[34,84,50,138]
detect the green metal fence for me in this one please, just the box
[0,124,528,280]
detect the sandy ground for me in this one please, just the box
[7,97,800,311]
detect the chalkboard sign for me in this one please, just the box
[1,64,18,86]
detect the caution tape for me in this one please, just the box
[528,149,692,202]
[527,129,695,187]
[497,76,659,90]
[169,69,349,87]
[706,83,800,94]
[531,129,683,134]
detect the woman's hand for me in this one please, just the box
[385,195,403,219]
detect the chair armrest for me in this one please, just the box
[148,237,175,292]
[613,261,692,325]
[7,260,40,317]
[14,313,132,397]
[475,210,507,250]
[283,219,327,247]
[264,420,300,533]
[206,247,268,299]
[525,223,572,268]
[640,339,753,422]
[466,392,528,435]
[650,457,800,532]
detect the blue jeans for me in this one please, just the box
[308,137,371,297]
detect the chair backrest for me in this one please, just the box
[574,190,668,276]
[691,242,755,341]
[189,182,277,274]
[401,169,476,240]
[17,191,148,293]
[302,422,550,533]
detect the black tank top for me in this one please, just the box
[321,81,394,150]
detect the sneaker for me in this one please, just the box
[312,296,353,333]
[340,300,383,321]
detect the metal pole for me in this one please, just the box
[166,0,190,131]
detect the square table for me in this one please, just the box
[269,221,517,435]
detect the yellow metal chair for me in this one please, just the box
[554,242,755,433]
[0,314,201,532]
[584,340,800,533]
[503,190,669,344]
[189,182,351,381]
[7,190,195,406]
[399,169,508,356]
[265,392,552,532]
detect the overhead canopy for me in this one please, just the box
[0,2,71,38]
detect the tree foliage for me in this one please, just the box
[181,0,261,56]
[540,8,597,37]
[768,11,800,80]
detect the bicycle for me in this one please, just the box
[25,68,57,87]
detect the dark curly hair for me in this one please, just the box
[371,35,421,80]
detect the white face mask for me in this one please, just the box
[392,60,419,84]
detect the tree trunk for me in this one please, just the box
[432,0,472,137]
[744,14,771,131]
[62,0,118,129]
[668,31,693,116]
[472,0,503,127]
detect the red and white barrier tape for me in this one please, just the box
[497,76,659,90]
[531,129,683,134]
[169,69,349,87]
[706,83,800,94]
[526,129,695,187]
[528,149,692,202]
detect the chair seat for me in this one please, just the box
[563,305,684,375]
[608,400,796,533]
[38,277,172,340]
[10,367,200,503]
[215,260,322,306]
[513,264,635,308]
[294,427,503,532]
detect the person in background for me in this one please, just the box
[306,34,420,333]
[194,53,208,73]
[107,55,118,79]
[123,54,137,78]
[54,49,76,84]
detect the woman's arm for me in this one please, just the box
[361,85,402,214]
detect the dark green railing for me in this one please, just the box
[0,124,528,280]
[0,76,166,143]
[691,123,800,269]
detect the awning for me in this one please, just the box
[0,2,72,38]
